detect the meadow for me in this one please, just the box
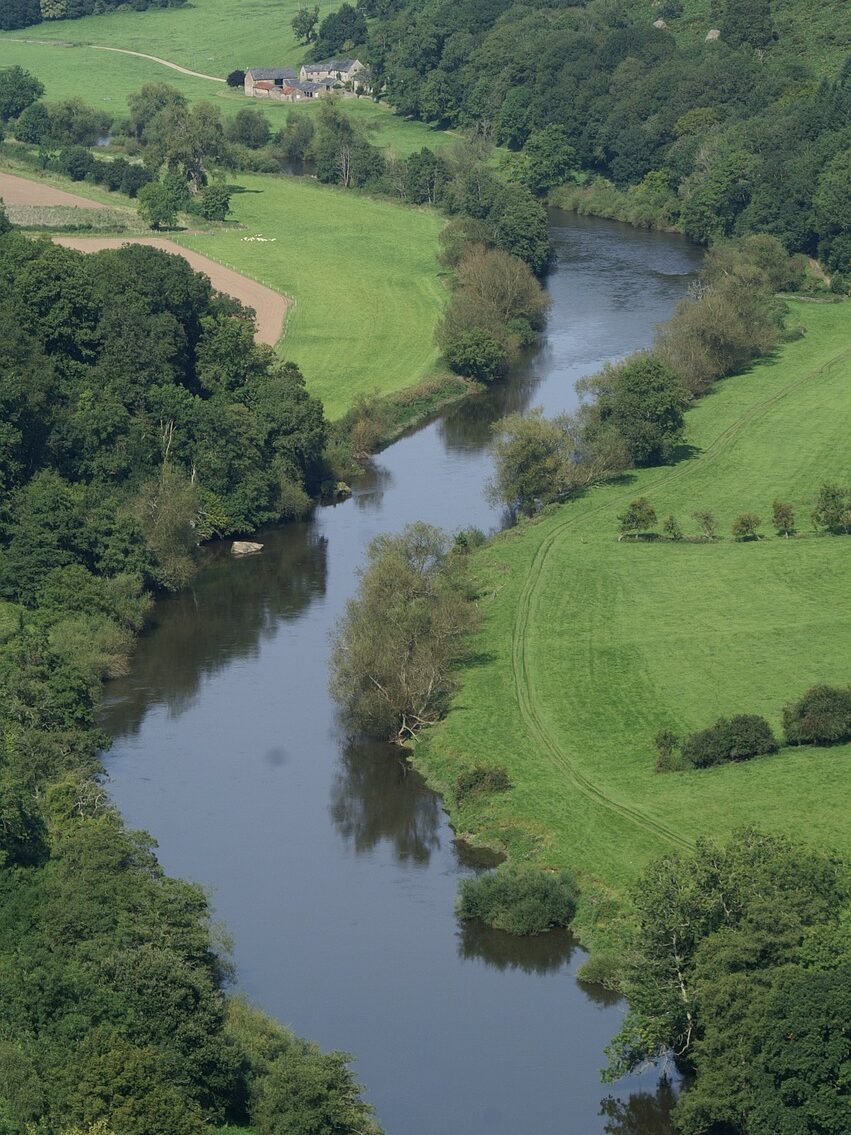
[417,300,851,913]
[0,38,457,154]
[177,173,447,415]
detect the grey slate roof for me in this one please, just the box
[247,67,297,81]
[301,58,360,74]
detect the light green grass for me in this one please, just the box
[177,174,447,416]
[4,0,316,77]
[0,40,457,153]
[418,301,851,907]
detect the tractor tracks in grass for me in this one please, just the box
[511,344,851,854]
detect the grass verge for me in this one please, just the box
[415,299,851,945]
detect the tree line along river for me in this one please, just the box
[99,210,703,1135]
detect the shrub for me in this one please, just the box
[662,514,683,541]
[454,765,512,803]
[457,863,578,935]
[692,508,717,539]
[772,500,795,537]
[443,329,507,381]
[681,714,777,768]
[577,953,621,989]
[732,512,762,540]
[56,145,93,181]
[199,184,231,221]
[782,685,851,746]
[811,482,851,534]
[654,728,684,772]
[226,70,246,88]
[617,498,657,539]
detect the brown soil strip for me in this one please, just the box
[0,170,107,209]
[54,237,289,346]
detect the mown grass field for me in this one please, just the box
[418,300,851,914]
[177,174,447,415]
[3,0,314,77]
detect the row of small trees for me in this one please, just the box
[618,482,851,541]
[655,684,851,772]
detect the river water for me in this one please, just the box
[100,210,702,1135]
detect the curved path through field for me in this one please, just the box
[55,236,288,345]
[0,170,106,209]
[511,344,851,854]
[14,39,225,82]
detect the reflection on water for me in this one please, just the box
[330,740,441,864]
[102,209,702,1135]
[458,922,576,976]
[601,1079,679,1135]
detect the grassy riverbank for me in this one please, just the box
[176,174,447,416]
[416,299,851,939]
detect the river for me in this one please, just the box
[100,210,703,1135]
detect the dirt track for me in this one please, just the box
[54,237,289,345]
[0,170,106,209]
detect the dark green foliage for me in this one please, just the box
[662,514,683,541]
[443,328,506,381]
[454,765,512,803]
[13,100,51,144]
[589,356,686,466]
[0,201,10,234]
[56,144,94,181]
[312,2,367,59]
[199,183,232,221]
[782,684,851,746]
[227,106,271,149]
[291,5,319,45]
[226,69,246,88]
[720,0,775,50]
[457,863,579,935]
[680,714,778,768]
[0,66,43,120]
[609,830,849,1134]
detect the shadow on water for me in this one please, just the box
[600,1078,680,1135]
[100,521,328,738]
[329,739,442,865]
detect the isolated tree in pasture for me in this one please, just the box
[226,70,246,88]
[771,500,795,536]
[782,685,851,747]
[330,523,479,741]
[731,512,762,540]
[291,5,320,44]
[662,514,683,541]
[618,499,657,540]
[692,509,717,540]
[811,481,851,533]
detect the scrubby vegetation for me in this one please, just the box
[656,715,778,772]
[783,684,851,747]
[454,764,512,803]
[457,863,578,936]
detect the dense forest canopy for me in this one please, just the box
[345,0,851,268]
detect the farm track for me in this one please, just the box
[14,38,225,81]
[510,345,851,854]
[55,236,289,344]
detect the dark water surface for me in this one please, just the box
[101,211,702,1135]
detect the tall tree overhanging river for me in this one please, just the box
[100,211,703,1135]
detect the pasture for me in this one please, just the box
[418,300,851,905]
[176,173,447,415]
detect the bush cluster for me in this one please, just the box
[656,684,851,772]
[454,765,512,803]
[457,863,579,936]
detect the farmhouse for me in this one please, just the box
[244,59,367,101]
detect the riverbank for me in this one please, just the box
[414,298,851,954]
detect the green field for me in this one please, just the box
[0,38,456,154]
[418,300,851,910]
[4,0,313,76]
[177,174,447,415]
